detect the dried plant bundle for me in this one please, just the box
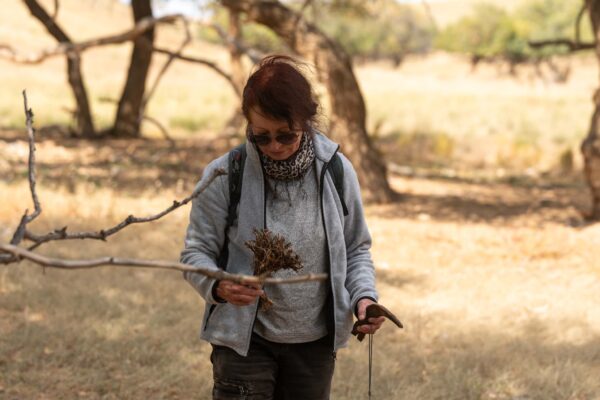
[245,228,304,310]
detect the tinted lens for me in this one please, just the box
[275,132,299,145]
[250,132,299,146]
[250,135,271,146]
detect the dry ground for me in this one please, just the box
[1,134,600,399]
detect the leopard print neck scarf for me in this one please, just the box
[259,132,315,182]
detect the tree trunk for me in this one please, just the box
[583,0,600,220]
[112,0,154,137]
[221,0,396,203]
[23,0,96,137]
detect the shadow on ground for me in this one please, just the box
[1,126,592,227]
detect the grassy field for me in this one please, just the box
[1,161,600,399]
[2,0,600,398]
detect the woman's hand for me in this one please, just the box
[215,280,264,306]
[356,298,386,335]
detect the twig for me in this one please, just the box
[205,22,263,64]
[0,15,181,64]
[142,18,192,114]
[528,38,595,52]
[142,115,175,144]
[9,91,41,246]
[152,47,240,95]
[23,91,42,222]
[0,244,328,285]
[22,168,226,252]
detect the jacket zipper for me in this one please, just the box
[243,172,267,349]
[319,146,340,347]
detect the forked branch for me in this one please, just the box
[0,92,327,286]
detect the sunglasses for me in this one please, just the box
[248,131,300,146]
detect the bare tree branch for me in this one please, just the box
[22,167,226,252]
[142,18,192,114]
[0,14,181,64]
[205,22,264,64]
[152,46,241,95]
[528,38,595,52]
[0,244,328,285]
[23,90,42,222]
[9,90,41,247]
[142,115,175,144]
[1,77,330,287]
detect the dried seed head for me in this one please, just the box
[245,228,304,311]
[245,228,303,276]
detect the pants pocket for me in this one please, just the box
[213,377,249,399]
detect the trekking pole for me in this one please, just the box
[368,333,373,399]
[350,303,404,399]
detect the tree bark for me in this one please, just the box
[23,0,96,137]
[583,0,600,220]
[221,0,396,203]
[112,0,154,137]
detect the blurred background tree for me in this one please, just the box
[435,0,592,77]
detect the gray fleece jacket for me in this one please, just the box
[180,132,378,356]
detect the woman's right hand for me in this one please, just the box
[215,280,264,306]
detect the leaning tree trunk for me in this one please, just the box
[221,0,395,203]
[584,0,600,220]
[112,0,154,137]
[23,0,96,137]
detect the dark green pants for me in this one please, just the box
[210,333,336,400]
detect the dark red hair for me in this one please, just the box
[242,55,319,133]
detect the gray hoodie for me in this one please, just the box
[180,132,378,356]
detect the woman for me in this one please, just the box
[181,55,385,400]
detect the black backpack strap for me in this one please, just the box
[328,153,349,216]
[216,143,246,269]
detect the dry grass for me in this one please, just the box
[1,166,600,399]
[359,52,596,173]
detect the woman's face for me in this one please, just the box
[248,109,302,161]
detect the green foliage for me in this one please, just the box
[435,0,593,62]
[197,1,432,63]
[240,23,286,54]
[435,4,510,58]
[316,0,433,62]
[315,0,434,62]
[196,6,286,53]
